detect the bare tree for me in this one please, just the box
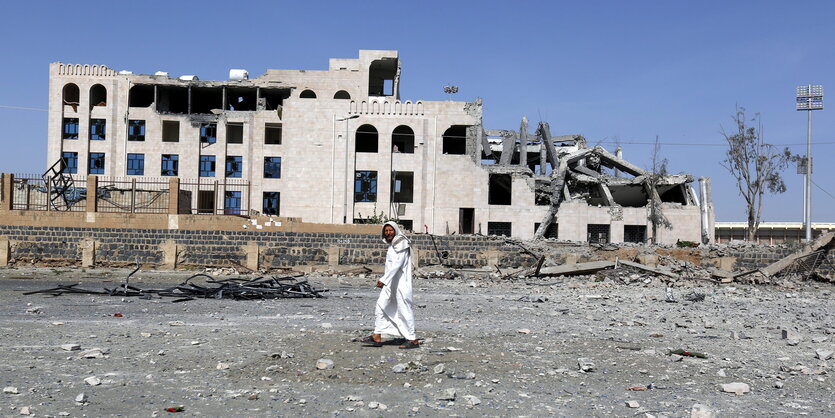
[647,136,672,244]
[720,106,793,241]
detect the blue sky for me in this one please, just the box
[1,1,833,222]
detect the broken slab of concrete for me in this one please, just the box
[537,261,615,277]
[760,231,834,277]
[618,260,678,278]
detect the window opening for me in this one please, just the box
[392,125,415,153]
[624,225,647,243]
[354,170,378,202]
[200,123,217,144]
[333,90,351,100]
[199,155,216,177]
[487,222,512,237]
[534,223,559,239]
[368,58,398,96]
[260,88,289,110]
[191,87,223,114]
[157,86,188,114]
[488,174,512,205]
[89,84,107,108]
[587,224,611,244]
[442,125,467,154]
[61,152,78,174]
[263,192,280,215]
[62,118,79,139]
[161,154,179,176]
[299,89,316,99]
[264,157,281,178]
[225,87,256,111]
[356,124,378,153]
[225,156,242,178]
[129,84,154,107]
[398,220,413,231]
[89,119,106,140]
[127,154,145,175]
[197,190,215,214]
[391,171,414,203]
[128,120,145,141]
[224,191,241,215]
[89,153,105,175]
[62,83,80,110]
[162,120,180,142]
[226,123,243,144]
[265,123,282,144]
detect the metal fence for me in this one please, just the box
[8,174,249,215]
[96,176,170,213]
[11,173,88,212]
[179,178,250,215]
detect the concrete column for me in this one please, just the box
[168,177,180,214]
[162,240,177,270]
[246,241,259,271]
[86,175,98,213]
[0,237,10,266]
[1,173,13,210]
[327,245,341,266]
[412,248,420,268]
[81,239,95,267]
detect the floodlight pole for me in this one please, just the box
[337,114,360,223]
[796,84,823,241]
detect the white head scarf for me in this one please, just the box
[381,221,411,251]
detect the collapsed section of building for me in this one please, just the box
[44,50,713,243]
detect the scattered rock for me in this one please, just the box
[392,363,408,373]
[464,395,481,406]
[19,406,30,415]
[83,376,101,386]
[437,388,456,401]
[517,328,531,334]
[720,382,750,395]
[4,387,19,394]
[271,351,294,359]
[61,343,81,351]
[168,321,185,326]
[316,359,334,370]
[815,349,833,360]
[626,400,640,408]
[578,358,595,372]
[75,393,87,404]
[690,403,715,418]
[216,362,230,370]
[433,364,445,374]
[774,381,784,389]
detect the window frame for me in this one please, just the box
[225,156,242,178]
[89,119,106,141]
[62,118,79,140]
[127,153,145,175]
[263,156,281,178]
[199,155,216,177]
[128,120,146,141]
[88,152,105,174]
[161,154,179,176]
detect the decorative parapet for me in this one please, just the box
[349,100,424,116]
[57,63,118,77]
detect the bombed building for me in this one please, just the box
[46,50,712,243]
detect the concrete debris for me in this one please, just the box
[19,406,31,415]
[690,403,715,418]
[437,388,457,401]
[75,393,87,404]
[815,349,833,360]
[463,395,481,406]
[316,359,334,370]
[720,382,750,395]
[4,386,19,394]
[578,358,595,372]
[60,343,81,351]
[625,400,640,408]
[83,376,101,386]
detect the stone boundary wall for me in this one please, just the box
[0,225,543,270]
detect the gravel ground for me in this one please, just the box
[1,266,833,417]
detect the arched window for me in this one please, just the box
[391,125,414,153]
[63,83,79,109]
[90,84,107,108]
[299,89,317,99]
[355,124,378,153]
[442,125,468,154]
[333,90,351,100]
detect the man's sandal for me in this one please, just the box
[399,341,420,349]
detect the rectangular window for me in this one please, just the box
[161,154,179,176]
[488,174,512,205]
[198,190,215,214]
[62,118,79,139]
[487,221,512,237]
[354,170,378,202]
[265,123,282,144]
[199,155,216,177]
[200,123,217,143]
[391,171,414,203]
[534,222,559,239]
[128,120,145,141]
[227,123,243,144]
[624,225,646,243]
[127,153,144,175]
[89,119,106,140]
[162,120,180,142]
[61,152,78,174]
[263,192,280,215]
[587,224,611,244]
[89,152,105,174]
[225,156,242,178]
[264,156,281,178]
[224,191,241,215]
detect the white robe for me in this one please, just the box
[374,223,415,340]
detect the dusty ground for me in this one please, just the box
[1,266,833,417]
